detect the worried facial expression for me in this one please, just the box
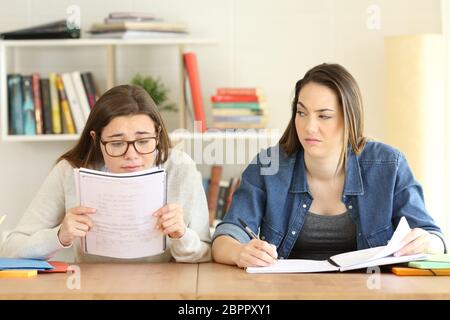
[92,114,158,173]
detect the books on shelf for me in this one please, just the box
[7,71,99,136]
[55,74,76,134]
[246,217,427,273]
[210,87,268,130]
[39,78,53,134]
[206,165,222,226]
[75,167,167,259]
[183,52,207,132]
[31,73,43,135]
[22,76,36,135]
[7,75,24,135]
[49,73,62,134]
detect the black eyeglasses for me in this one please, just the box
[100,137,158,157]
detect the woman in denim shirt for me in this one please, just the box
[212,63,446,268]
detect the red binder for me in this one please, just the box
[183,52,206,132]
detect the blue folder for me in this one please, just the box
[0,258,54,270]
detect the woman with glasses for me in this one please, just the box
[1,85,211,263]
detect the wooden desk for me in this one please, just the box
[0,263,197,299]
[197,263,450,299]
[1,262,450,299]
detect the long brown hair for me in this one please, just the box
[58,85,171,168]
[279,63,367,171]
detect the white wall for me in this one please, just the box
[0,0,444,255]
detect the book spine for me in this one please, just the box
[207,165,223,226]
[31,73,43,135]
[80,72,97,109]
[39,78,53,134]
[62,73,85,133]
[22,76,36,135]
[55,74,76,134]
[71,71,91,121]
[216,88,259,96]
[212,102,260,110]
[211,94,259,103]
[183,52,206,132]
[212,108,263,116]
[215,181,229,221]
[7,74,24,135]
[49,73,62,134]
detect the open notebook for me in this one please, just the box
[246,217,427,273]
[74,167,167,259]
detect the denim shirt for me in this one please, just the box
[213,141,446,259]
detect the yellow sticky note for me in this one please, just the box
[0,214,6,225]
[0,269,38,278]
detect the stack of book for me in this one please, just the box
[210,88,267,130]
[0,258,68,278]
[89,12,188,39]
[7,72,98,135]
[391,254,450,276]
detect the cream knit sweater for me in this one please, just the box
[0,149,211,263]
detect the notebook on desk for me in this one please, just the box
[247,217,427,273]
[391,266,450,276]
[0,258,53,271]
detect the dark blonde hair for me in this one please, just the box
[58,85,171,168]
[279,63,367,171]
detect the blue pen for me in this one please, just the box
[238,218,259,240]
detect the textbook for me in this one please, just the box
[74,167,167,259]
[246,217,427,273]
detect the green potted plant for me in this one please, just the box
[131,74,178,112]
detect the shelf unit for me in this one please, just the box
[0,38,215,142]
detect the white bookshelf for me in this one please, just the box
[0,38,215,142]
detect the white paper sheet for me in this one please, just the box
[246,259,339,274]
[75,167,166,259]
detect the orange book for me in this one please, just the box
[216,88,262,96]
[183,52,206,132]
[391,266,450,276]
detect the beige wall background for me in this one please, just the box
[0,0,447,259]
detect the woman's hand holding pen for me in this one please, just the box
[58,206,96,246]
[153,203,186,239]
[233,239,278,268]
